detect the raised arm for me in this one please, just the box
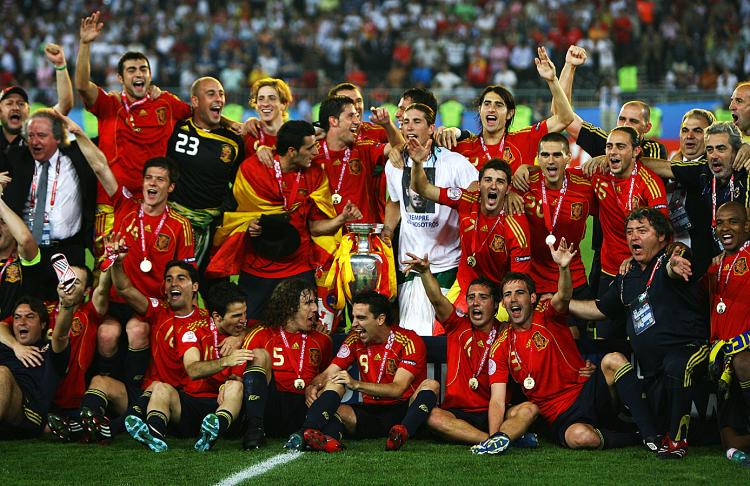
[557,45,587,139]
[0,188,38,261]
[370,106,404,156]
[63,115,117,197]
[409,138,440,202]
[45,44,73,115]
[401,252,454,322]
[76,11,104,106]
[51,284,78,353]
[536,46,574,133]
[91,264,111,317]
[549,238,575,314]
[108,233,149,315]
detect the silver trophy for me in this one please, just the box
[346,223,384,296]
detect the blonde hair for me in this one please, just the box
[250,78,292,121]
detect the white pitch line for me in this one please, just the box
[215,451,302,486]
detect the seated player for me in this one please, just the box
[488,253,662,452]
[286,291,426,452]
[239,279,333,449]
[0,297,69,438]
[124,281,250,452]
[393,251,539,453]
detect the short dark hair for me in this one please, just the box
[625,207,673,240]
[206,281,246,317]
[476,85,516,131]
[479,158,512,182]
[118,51,151,77]
[500,272,536,297]
[401,87,438,115]
[263,279,316,328]
[610,126,640,147]
[328,82,360,98]
[318,96,354,131]
[276,120,316,155]
[467,277,500,304]
[72,265,94,289]
[538,132,571,154]
[143,157,179,184]
[352,291,394,326]
[13,295,50,328]
[164,260,198,283]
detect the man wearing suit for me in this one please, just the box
[1,110,97,299]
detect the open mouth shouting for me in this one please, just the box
[168,288,183,304]
[209,102,223,118]
[508,302,523,321]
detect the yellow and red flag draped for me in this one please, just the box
[206,157,341,278]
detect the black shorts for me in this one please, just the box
[717,379,750,435]
[264,379,308,437]
[550,368,614,447]
[351,401,409,439]
[0,395,45,439]
[445,408,488,433]
[170,392,216,438]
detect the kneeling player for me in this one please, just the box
[394,252,539,453]
[286,291,426,452]
[124,281,250,451]
[239,279,332,449]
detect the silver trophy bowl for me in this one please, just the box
[346,223,384,297]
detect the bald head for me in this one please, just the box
[618,101,652,136]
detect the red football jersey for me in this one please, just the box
[48,301,101,409]
[237,155,330,278]
[708,248,750,341]
[439,187,531,310]
[243,129,278,159]
[313,139,386,224]
[523,169,595,293]
[88,88,191,204]
[441,310,504,412]
[357,121,388,144]
[239,325,333,393]
[142,300,211,389]
[177,321,227,398]
[332,327,426,405]
[488,301,588,423]
[591,163,668,275]
[110,184,195,302]
[453,122,549,173]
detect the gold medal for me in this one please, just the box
[139,258,152,273]
[294,378,305,390]
[716,301,727,314]
[467,255,477,267]
[468,377,479,390]
[523,376,535,390]
[332,193,342,205]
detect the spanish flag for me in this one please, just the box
[206,156,340,278]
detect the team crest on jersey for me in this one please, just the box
[502,147,515,165]
[156,107,167,125]
[70,317,83,337]
[570,202,584,221]
[349,158,362,175]
[490,235,505,252]
[310,348,321,366]
[734,257,748,276]
[386,358,397,375]
[3,261,21,283]
[531,331,549,350]
[337,344,350,358]
[220,144,233,163]
[156,233,171,251]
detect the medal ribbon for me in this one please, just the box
[470,211,504,260]
[272,158,302,211]
[368,331,395,384]
[510,328,533,383]
[479,134,506,163]
[540,175,568,236]
[121,91,151,130]
[470,326,498,381]
[209,320,220,359]
[322,141,351,200]
[138,204,169,261]
[711,174,735,227]
[29,153,62,223]
[279,328,307,381]
[610,162,638,212]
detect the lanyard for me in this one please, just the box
[610,163,638,212]
[470,211,503,257]
[259,129,265,145]
[711,174,735,227]
[367,331,395,384]
[279,328,307,380]
[322,141,351,198]
[716,241,750,295]
[621,254,665,305]
[271,158,302,211]
[138,205,169,258]
[209,321,220,359]
[29,153,62,219]
[540,175,568,235]
[479,134,506,162]
[470,326,497,380]
[121,91,151,131]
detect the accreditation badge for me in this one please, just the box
[630,291,656,335]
